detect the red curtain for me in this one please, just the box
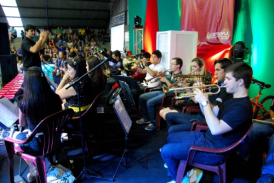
[181,0,235,73]
[144,0,159,55]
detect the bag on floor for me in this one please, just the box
[47,164,75,183]
[181,167,203,183]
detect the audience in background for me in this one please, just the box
[10,26,17,39]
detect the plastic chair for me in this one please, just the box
[182,106,201,114]
[4,109,74,183]
[68,91,103,158]
[155,94,176,131]
[176,123,253,183]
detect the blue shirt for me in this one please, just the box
[57,41,65,47]
[10,28,17,36]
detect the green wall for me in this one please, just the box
[233,0,274,99]
[128,0,147,52]
[157,0,181,31]
[128,0,181,52]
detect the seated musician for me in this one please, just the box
[136,57,183,131]
[161,62,253,183]
[55,55,93,118]
[136,50,165,90]
[163,58,232,134]
[105,50,124,94]
[86,56,107,98]
[159,57,208,118]
[13,66,62,182]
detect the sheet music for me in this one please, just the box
[113,95,132,134]
[0,97,19,128]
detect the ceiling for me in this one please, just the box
[0,0,112,29]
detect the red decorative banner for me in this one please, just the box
[144,0,159,55]
[181,0,235,73]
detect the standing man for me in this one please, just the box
[21,24,48,73]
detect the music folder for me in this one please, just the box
[0,97,19,130]
[113,95,132,135]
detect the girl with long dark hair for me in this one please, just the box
[55,55,93,116]
[86,56,106,96]
[13,66,62,181]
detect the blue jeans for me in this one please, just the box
[239,122,274,158]
[262,133,274,176]
[238,122,274,176]
[161,131,225,180]
[139,91,164,125]
[166,112,206,134]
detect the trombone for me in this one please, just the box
[168,84,225,99]
[145,69,172,84]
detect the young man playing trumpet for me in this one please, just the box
[161,62,253,183]
[136,57,183,131]
[161,58,232,134]
[136,50,165,89]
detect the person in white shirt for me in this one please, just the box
[136,50,165,89]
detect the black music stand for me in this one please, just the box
[112,95,147,179]
[113,75,141,92]
[113,75,141,108]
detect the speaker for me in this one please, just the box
[0,54,18,85]
[0,23,10,55]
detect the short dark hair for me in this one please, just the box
[214,58,232,69]
[60,51,66,56]
[112,50,121,58]
[152,50,162,58]
[24,24,36,31]
[143,52,151,59]
[225,62,253,89]
[172,57,183,68]
[68,52,76,58]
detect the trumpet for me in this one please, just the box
[145,69,172,84]
[122,57,143,71]
[175,74,216,79]
[168,84,225,99]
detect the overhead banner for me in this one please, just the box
[181,0,234,46]
[109,12,125,28]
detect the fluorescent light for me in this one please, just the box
[2,7,20,17]
[0,0,17,6]
[7,18,23,26]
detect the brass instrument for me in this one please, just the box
[168,84,225,99]
[253,119,274,125]
[122,56,142,71]
[145,69,172,84]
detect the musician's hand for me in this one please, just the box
[193,82,204,86]
[194,88,208,104]
[160,76,167,82]
[63,72,70,81]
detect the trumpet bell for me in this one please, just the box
[122,56,142,71]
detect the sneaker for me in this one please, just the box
[136,118,150,124]
[145,124,156,131]
[164,163,168,168]
[257,174,274,183]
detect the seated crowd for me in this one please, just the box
[4,25,274,183]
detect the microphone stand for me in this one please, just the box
[66,58,113,182]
